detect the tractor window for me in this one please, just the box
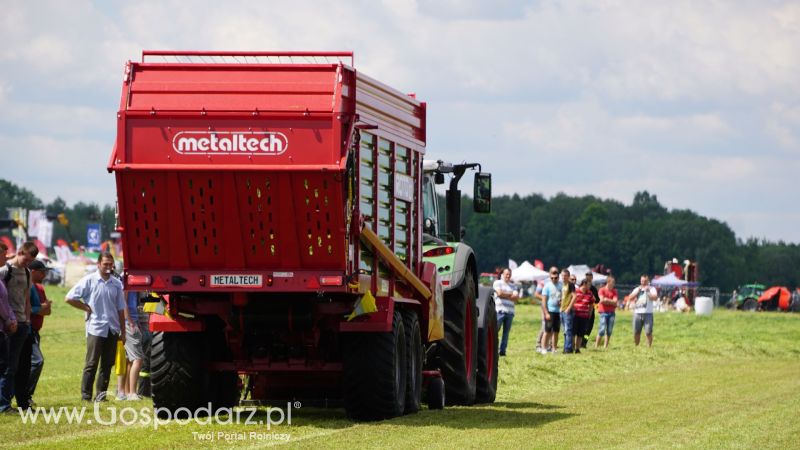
[422,175,439,237]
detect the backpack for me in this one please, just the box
[3,263,30,287]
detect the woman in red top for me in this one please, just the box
[595,275,618,349]
[571,279,594,353]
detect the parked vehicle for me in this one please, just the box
[731,284,766,311]
[108,51,495,420]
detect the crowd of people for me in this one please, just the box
[0,242,150,412]
[493,266,658,356]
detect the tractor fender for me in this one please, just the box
[476,285,494,329]
[443,243,476,292]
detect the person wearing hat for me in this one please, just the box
[27,260,52,404]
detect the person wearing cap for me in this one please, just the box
[27,260,52,404]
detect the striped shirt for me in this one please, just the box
[494,279,518,314]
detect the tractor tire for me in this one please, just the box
[742,298,757,311]
[475,293,498,404]
[441,266,478,405]
[343,310,407,421]
[151,332,204,417]
[426,376,445,410]
[402,310,423,414]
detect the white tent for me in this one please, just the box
[651,272,688,287]
[566,264,608,285]
[511,260,550,283]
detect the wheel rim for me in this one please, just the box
[465,299,474,377]
[487,323,496,383]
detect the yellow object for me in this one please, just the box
[346,290,378,321]
[428,276,444,342]
[115,340,127,376]
[142,302,159,313]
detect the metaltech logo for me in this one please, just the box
[173,131,288,155]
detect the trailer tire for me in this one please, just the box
[426,376,445,410]
[151,332,203,417]
[402,310,423,414]
[343,310,407,421]
[742,298,757,311]
[441,266,478,405]
[476,293,498,404]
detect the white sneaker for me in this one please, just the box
[127,393,142,401]
[537,348,547,355]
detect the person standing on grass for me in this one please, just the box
[630,275,658,347]
[595,275,618,349]
[0,243,17,406]
[572,279,594,353]
[27,260,52,404]
[66,252,126,402]
[0,241,37,413]
[122,291,145,400]
[494,268,520,357]
[537,267,562,354]
[560,270,576,354]
[580,272,600,348]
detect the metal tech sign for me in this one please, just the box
[173,131,288,155]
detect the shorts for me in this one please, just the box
[573,315,590,337]
[597,312,616,337]
[544,312,560,333]
[124,326,145,361]
[633,313,654,336]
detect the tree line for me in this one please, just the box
[3,179,798,291]
[457,191,800,291]
[0,179,115,249]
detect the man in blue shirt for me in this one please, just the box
[66,253,126,402]
[536,267,563,354]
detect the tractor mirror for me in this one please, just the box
[473,172,492,213]
[434,172,445,185]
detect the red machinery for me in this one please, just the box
[108,51,492,420]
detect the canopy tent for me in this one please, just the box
[652,272,688,287]
[566,264,608,285]
[511,260,550,283]
[758,286,791,311]
[651,272,700,287]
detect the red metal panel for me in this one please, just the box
[149,313,204,332]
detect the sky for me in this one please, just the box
[1,0,799,243]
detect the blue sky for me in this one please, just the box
[1,0,798,242]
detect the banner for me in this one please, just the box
[87,223,102,249]
[37,221,53,247]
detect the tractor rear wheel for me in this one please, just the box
[441,267,478,405]
[402,310,423,414]
[742,298,757,311]
[343,310,407,421]
[476,293,498,404]
[151,332,203,417]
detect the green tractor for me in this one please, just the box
[421,160,497,405]
[731,284,766,311]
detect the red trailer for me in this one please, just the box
[109,51,494,420]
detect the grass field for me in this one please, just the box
[1,285,798,449]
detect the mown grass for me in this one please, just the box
[1,286,798,449]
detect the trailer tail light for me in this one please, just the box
[127,274,152,286]
[423,246,455,258]
[319,276,343,286]
[199,275,206,287]
[266,275,274,286]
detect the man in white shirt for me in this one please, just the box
[630,275,658,347]
[494,268,519,356]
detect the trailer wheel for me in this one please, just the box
[742,298,757,311]
[476,292,498,404]
[441,266,478,405]
[426,376,445,410]
[402,310,423,414]
[151,332,203,417]
[343,310,407,421]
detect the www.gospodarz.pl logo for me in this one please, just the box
[17,402,295,430]
[172,131,288,155]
